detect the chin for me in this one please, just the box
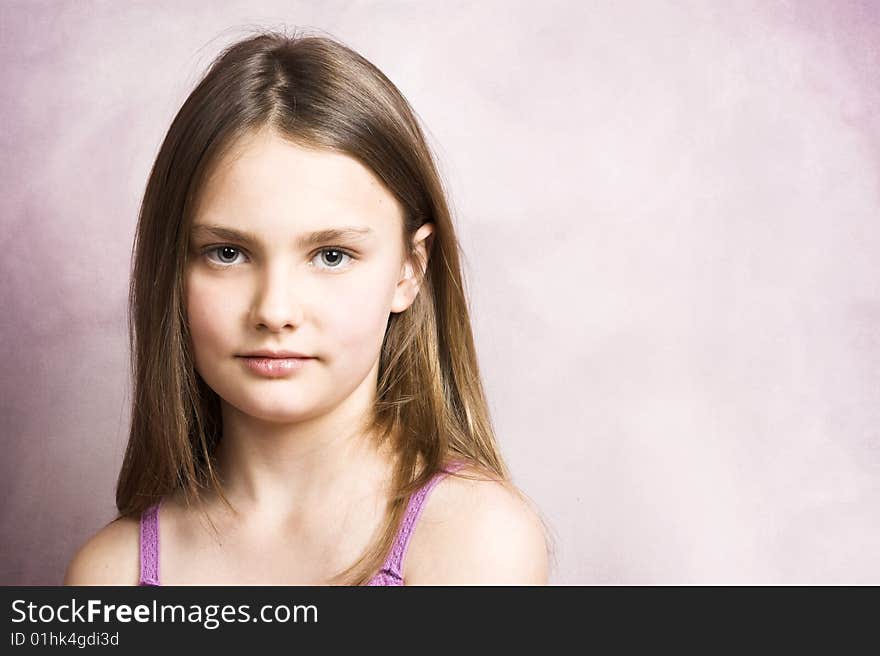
[242,395,316,419]
[209,384,310,420]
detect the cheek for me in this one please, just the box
[321,271,395,351]
[185,273,233,359]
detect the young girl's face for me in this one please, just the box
[184,128,428,423]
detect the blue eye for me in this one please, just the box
[200,245,356,271]
[204,245,246,266]
[314,248,353,270]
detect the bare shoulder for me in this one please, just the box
[63,515,141,586]
[404,464,550,585]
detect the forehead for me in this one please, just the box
[194,129,403,232]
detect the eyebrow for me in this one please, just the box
[190,224,374,249]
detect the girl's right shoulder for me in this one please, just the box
[63,514,142,586]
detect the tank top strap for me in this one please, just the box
[378,460,468,581]
[139,499,162,586]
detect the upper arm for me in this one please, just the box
[63,517,141,586]
[405,474,550,585]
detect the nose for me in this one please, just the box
[249,262,305,332]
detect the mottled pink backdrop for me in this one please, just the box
[1,0,878,584]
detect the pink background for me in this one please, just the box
[1,0,878,584]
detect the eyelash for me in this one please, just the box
[199,245,357,272]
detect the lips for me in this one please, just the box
[239,355,312,378]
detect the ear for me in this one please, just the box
[391,223,434,314]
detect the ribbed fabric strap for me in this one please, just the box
[139,500,161,586]
[373,460,467,582]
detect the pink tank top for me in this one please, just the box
[139,460,467,586]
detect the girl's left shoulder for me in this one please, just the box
[403,462,550,585]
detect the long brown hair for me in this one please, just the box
[117,27,552,584]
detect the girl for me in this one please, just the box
[64,29,551,586]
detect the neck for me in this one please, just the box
[209,369,395,523]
